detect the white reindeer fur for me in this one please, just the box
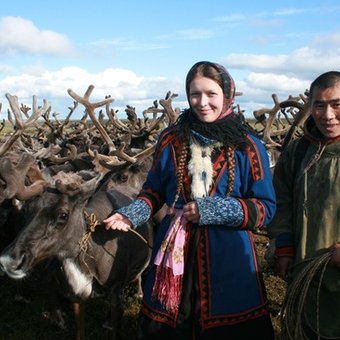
[63,258,92,299]
[188,143,215,199]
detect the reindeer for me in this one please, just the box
[252,91,311,171]
[0,87,176,340]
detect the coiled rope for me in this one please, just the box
[280,251,333,340]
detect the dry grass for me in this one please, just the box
[254,232,287,338]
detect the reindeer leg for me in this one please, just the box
[110,290,123,340]
[73,300,85,340]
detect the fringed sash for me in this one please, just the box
[152,209,188,313]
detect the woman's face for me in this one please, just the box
[189,76,224,122]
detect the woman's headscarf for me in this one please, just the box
[185,61,236,119]
[175,61,256,150]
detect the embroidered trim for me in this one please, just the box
[118,199,151,227]
[198,226,270,329]
[246,135,264,181]
[196,196,243,227]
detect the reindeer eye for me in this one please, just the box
[119,174,128,183]
[59,212,68,221]
[56,210,69,224]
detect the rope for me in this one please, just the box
[301,142,326,177]
[77,211,99,276]
[127,227,153,250]
[81,210,153,251]
[78,211,153,277]
[79,211,99,253]
[280,251,333,340]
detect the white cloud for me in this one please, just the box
[0,63,16,74]
[223,37,340,78]
[225,53,289,72]
[1,20,339,120]
[90,38,169,51]
[245,72,310,93]
[0,66,183,119]
[221,30,340,116]
[175,29,214,40]
[0,16,75,56]
[312,31,340,47]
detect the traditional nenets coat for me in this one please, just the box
[268,116,340,338]
[113,60,277,338]
[118,111,276,336]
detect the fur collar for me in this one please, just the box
[188,141,221,199]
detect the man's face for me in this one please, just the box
[310,83,340,139]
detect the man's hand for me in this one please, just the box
[276,256,294,281]
[330,243,340,267]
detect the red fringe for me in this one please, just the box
[152,265,182,313]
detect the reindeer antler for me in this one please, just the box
[68,85,117,154]
[0,94,50,156]
[69,86,151,167]
[0,152,47,202]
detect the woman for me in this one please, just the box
[104,61,276,339]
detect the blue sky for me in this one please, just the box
[0,0,340,119]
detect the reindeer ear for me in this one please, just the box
[77,170,99,181]
[79,173,104,200]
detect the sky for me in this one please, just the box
[0,0,340,120]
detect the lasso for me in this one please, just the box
[280,251,334,340]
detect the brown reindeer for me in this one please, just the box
[0,167,154,340]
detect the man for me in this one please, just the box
[268,71,340,339]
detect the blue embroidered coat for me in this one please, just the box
[134,126,276,329]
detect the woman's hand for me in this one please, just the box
[103,213,132,232]
[183,201,200,223]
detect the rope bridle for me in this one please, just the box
[80,210,153,253]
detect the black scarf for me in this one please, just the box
[173,108,258,151]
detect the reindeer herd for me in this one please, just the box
[0,85,310,340]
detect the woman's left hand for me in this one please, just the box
[183,201,200,223]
